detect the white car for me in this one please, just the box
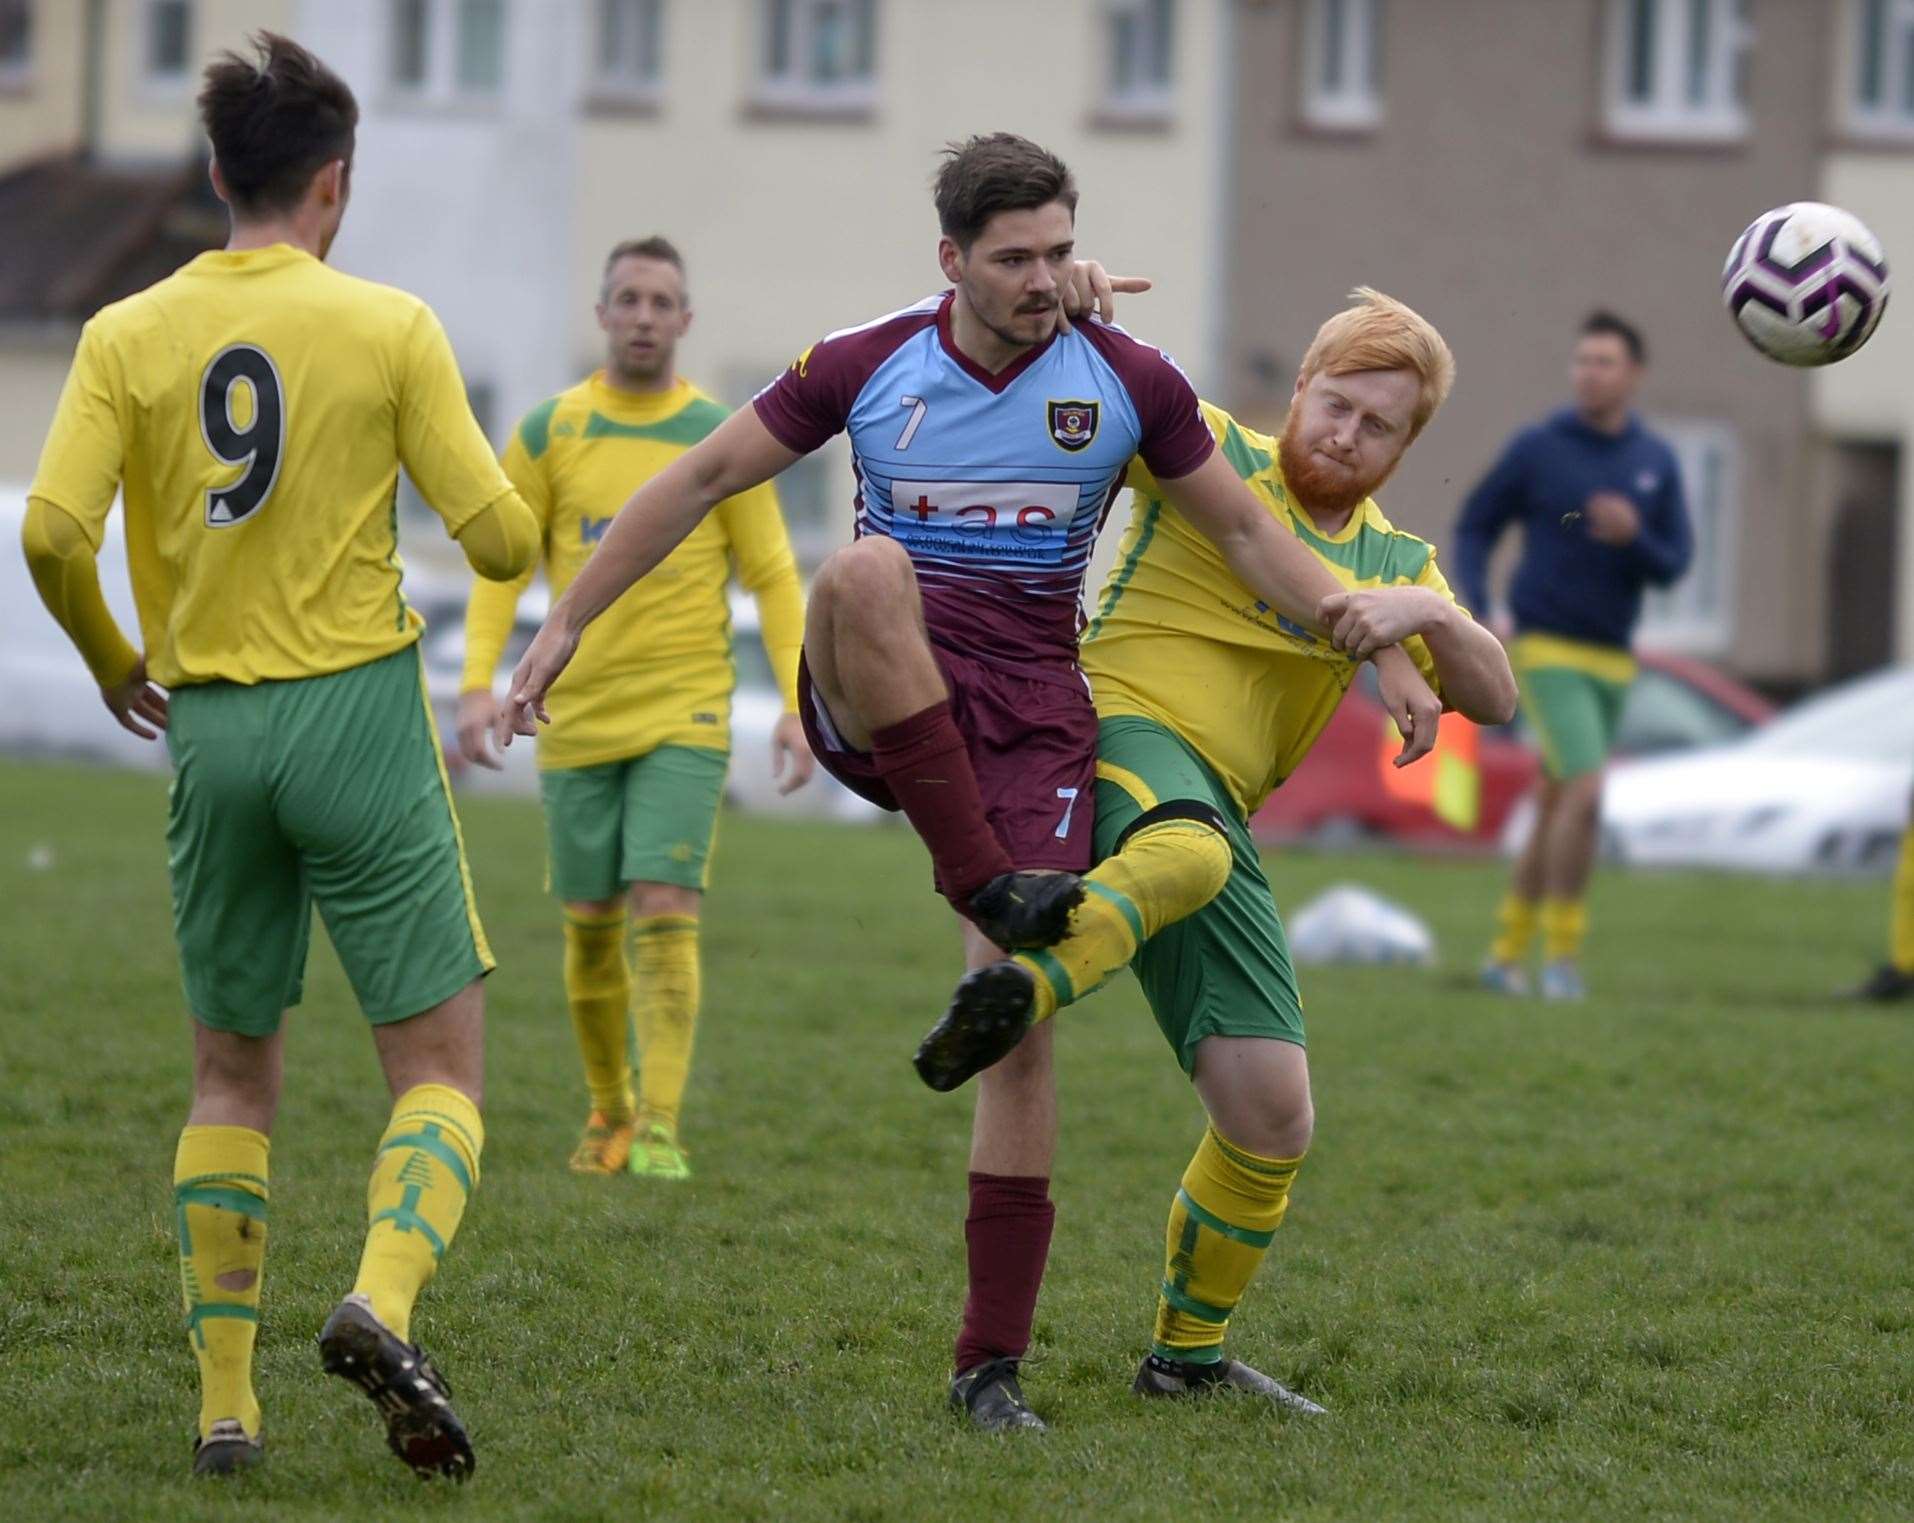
[1574,664,1914,876]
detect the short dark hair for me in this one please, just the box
[198,32,357,216]
[933,133,1078,251]
[601,236,687,303]
[1581,310,1646,365]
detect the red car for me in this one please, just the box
[1251,652,1776,849]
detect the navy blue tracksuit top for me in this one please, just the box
[1453,408,1694,651]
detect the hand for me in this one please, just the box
[1583,491,1641,546]
[1056,259,1153,332]
[495,618,580,748]
[457,689,504,771]
[101,658,168,740]
[1317,586,1448,657]
[771,711,816,796]
[1372,645,1442,768]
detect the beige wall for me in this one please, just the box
[95,0,292,161]
[0,0,84,166]
[1226,0,1828,682]
[572,0,1230,563]
[0,341,70,479]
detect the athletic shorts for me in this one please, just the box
[1094,714,1305,1074]
[538,744,730,901]
[1511,633,1636,781]
[164,645,492,1037]
[797,646,1096,876]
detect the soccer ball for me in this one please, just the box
[1721,202,1890,367]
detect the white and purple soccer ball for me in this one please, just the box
[1721,202,1890,367]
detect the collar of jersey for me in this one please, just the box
[587,371,694,421]
[1274,464,1377,545]
[191,243,313,273]
[935,289,1058,395]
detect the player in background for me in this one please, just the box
[498,134,1446,1432]
[19,34,537,1481]
[1846,815,1914,1000]
[1457,313,1692,1001]
[457,237,814,1180]
[924,289,1516,1414]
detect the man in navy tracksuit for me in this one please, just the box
[1454,312,1692,1001]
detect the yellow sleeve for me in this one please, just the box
[1403,546,1466,701]
[459,429,549,692]
[28,320,124,548]
[718,482,805,711]
[453,496,540,581]
[21,498,141,687]
[397,303,522,537]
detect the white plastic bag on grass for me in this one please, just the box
[1287,884,1436,967]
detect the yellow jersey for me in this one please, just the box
[461,373,805,771]
[27,243,525,688]
[1082,400,1463,816]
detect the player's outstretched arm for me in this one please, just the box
[498,408,801,741]
[1323,586,1517,726]
[1155,452,1354,644]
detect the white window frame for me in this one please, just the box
[751,0,876,115]
[1842,0,1914,141]
[1299,0,1383,132]
[1602,0,1751,144]
[1098,0,1174,124]
[0,0,33,89]
[1638,418,1738,654]
[591,0,664,105]
[141,0,193,96]
[387,0,507,108]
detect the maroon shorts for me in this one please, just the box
[797,646,1097,873]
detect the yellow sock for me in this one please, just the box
[564,907,633,1122]
[175,1126,269,1441]
[1489,893,1538,965]
[1890,828,1914,973]
[351,1084,482,1344]
[1540,897,1588,962]
[1155,1127,1302,1363]
[1015,819,1231,1020]
[632,914,701,1137]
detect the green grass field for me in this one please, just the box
[1,759,1910,1521]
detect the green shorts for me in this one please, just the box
[164,645,492,1037]
[1093,715,1305,1075]
[1511,634,1636,780]
[538,745,729,902]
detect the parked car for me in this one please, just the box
[1579,663,1914,875]
[1253,650,1774,848]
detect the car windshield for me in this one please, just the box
[1742,666,1914,761]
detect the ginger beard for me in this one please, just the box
[1277,402,1401,519]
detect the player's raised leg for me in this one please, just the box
[1134,1036,1322,1413]
[805,538,1081,947]
[948,924,1057,1433]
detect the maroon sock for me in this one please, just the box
[870,701,1014,905]
[954,1172,1055,1374]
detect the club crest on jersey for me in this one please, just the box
[1047,400,1099,453]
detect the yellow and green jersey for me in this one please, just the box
[461,373,805,771]
[27,243,522,688]
[1082,400,1464,817]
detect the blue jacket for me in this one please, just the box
[1453,408,1693,651]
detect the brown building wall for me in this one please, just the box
[1224,0,1828,681]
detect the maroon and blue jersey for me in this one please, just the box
[754,290,1213,680]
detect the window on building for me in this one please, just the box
[1299,0,1383,131]
[755,0,876,112]
[1604,0,1751,142]
[0,0,32,86]
[1846,0,1914,139]
[1100,0,1173,120]
[390,0,505,102]
[594,0,664,101]
[146,0,191,84]
[1639,419,1738,653]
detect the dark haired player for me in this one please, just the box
[21,32,536,1479]
[500,132,1444,1431]
[1460,312,1692,1001]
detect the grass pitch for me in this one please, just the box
[1,760,1909,1521]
